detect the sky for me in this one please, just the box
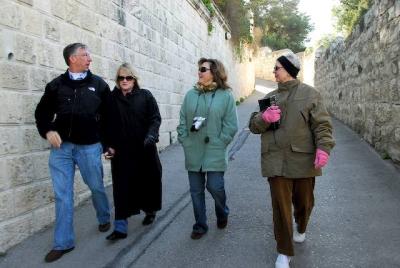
[298,0,340,47]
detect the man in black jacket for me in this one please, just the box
[35,43,111,263]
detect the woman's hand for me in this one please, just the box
[262,105,281,123]
[314,148,329,169]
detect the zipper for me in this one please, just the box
[68,89,77,138]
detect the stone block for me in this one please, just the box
[29,67,50,91]
[0,91,24,123]
[14,180,53,215]
[21,127,49,152]
[0,62,29,89]
[22,94,41,124]
[15,34,36,64]
[21,8,42,36]
[65,0,80,27]
[44,18,61,41]
[2,155,30,186]
[0,213,33,253]
[0,1,22,29]
[0,127,22,155]
[83,35,102,56]
[51,0,66,19]
[37,42,56,68]
[31,203,54,233]
[80,9,98,33]
[33,0,51,13]
[0,190,14,221]
[0,160,11,191]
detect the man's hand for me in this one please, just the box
[46,131,62,148]
[261,105,281,123]
[104,148,115,160]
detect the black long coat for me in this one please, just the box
[106,87,162,220]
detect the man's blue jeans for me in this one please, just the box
[188,171,229,234]
[49,142,110,250]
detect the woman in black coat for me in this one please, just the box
[104,63,162,241]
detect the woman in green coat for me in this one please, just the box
[177,58,238,240]
[249,51,335,268]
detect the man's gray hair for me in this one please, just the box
[63,43,88,66]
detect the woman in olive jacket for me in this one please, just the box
[249,51,335,268]
[177,58,238,239]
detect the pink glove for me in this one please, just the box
[314,148,329,169]
[262,105,281,123]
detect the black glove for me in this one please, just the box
[144,135,157,147]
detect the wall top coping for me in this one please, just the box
[186,0,231,33]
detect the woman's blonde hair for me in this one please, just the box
[198,58,230,89]
[115,63,140,90]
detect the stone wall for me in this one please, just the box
[0,0,255,252]
[254,47,315,86]
[314,0,400,163]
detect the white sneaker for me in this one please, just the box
[293,229,306,243]
[275,254,291,268]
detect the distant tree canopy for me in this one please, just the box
[333,0,372,36]
[211,0,313,52]
[248,0,313,52]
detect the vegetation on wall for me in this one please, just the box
[333,0,372,37]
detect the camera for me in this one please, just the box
[258,94,280,131]
[268,95,280,131]
[190,116,206,132]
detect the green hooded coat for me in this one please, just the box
[177,87,238,172]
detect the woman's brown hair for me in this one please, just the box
[198,58,230,89]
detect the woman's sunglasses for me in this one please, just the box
[117,76,134,81]
[198,67,211,73]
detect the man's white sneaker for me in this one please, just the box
[293,229,306,243]
[275,254,291,268]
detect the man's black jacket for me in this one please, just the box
[35,70,111,146]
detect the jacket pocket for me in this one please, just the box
[291,143,315,153]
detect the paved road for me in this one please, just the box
[1,81,399,268]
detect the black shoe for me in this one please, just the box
[44,247,74,263]
[98,222,111,232]
[142,215,156,226]
[106,230,127,241]
[217,218,228,229]
[190,231,206,240]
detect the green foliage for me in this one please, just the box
[214,0,253,44]
[316,34,339,49]
[236,100,241,106]
[333,0,372,36]
[248,0,313,52]
[240,97,245,102]
[202,0,215,17]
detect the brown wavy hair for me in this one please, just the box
[198,58,230,89]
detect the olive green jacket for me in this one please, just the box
[249,80,335,178]
[177,87,238,172]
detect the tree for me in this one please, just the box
[333,0,372,36]
[248,0,313,52]
[214,0,253,44]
